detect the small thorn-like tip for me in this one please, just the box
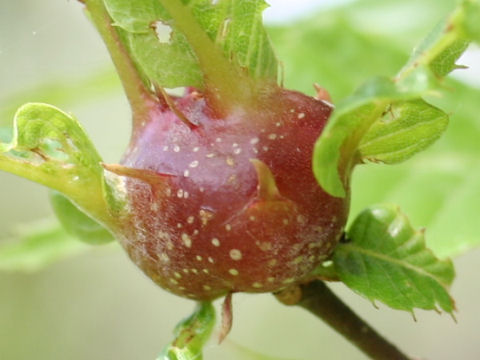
[250,159,281,201]
[102,163,172,186]
[313,83,332,103]
[157,86,197,129]
[218,293,233,344]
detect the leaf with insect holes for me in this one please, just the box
[0,103,113,226]
[103,0,278,88]
[313,0,480,198]
[0,222,89,272]
[333,204,455,314]
[159,302,215,360]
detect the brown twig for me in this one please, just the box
[275,281,411,360]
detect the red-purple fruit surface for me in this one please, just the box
[111,86,348,301]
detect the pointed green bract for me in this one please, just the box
[0,222,88,272]
[103,0,278,88]
[333,204,455,314]
[313,0,480,198]
[0,103,113,227]
[158,302,215,360]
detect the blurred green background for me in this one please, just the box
[0,0,479,359]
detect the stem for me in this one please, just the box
[276,281,411,360]
[83,0,157,122]
[157,0,253,112]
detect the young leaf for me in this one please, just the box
[333,204,455,314]
[313,0,480,198]
[0,103,114,227]
[0,222,88,272]
[159,302,215,360]
[103,0,278,89]
[358,99,448,164]
[49,191,114,245]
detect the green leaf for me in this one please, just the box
[159,302,215,360]
[270,0,480,257]
[358,99,448,164]
[352,80,480,258]
[49,191,114,245]
[334,204,455,314]
[312,0,480,198]
[0,222,88,272]
[103,0,277,89]
[0,103,113,227]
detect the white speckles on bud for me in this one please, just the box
[173,145,180,152]
[250,137,259,145]
[150,202,159,212]
[268,259,277,267]
[187,216,195,224]
[177,189,184,198]
[196,255,203,261]
[160,253,170,263]
[189,160,199,168]
[252,282,263,288]
[181,233,192,248]
[202,269,209,274]
[203,285,212,291]
[206,153,215,158]
[191,268,199,274]
[208,257,215,263]
[293,256,304,265]
[256,241,272,251]
[229,249,242,261]
[268,133,277,140]
[233,148,242,155]
[267,277,275,283]
[199,209,214,226]
[297,215,306,225]
[183,169,190,177]
[174,272,182,279]
[211,238,220,247]
[282,218,289,225]
[228,269,239,276]
[225,224,232,231]
[170,278,179,285]
[192,147,200,152]
[297,112,305,119]
[283,278,295,284]
[226,156,235,166]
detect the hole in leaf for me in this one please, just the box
[152,21,173,44]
